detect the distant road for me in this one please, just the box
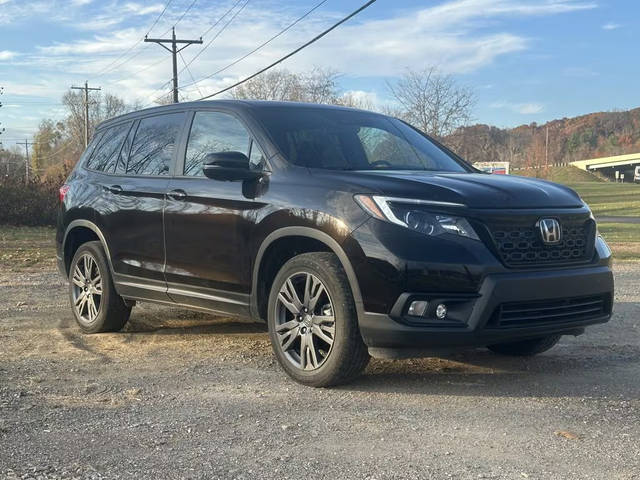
[597,216,640,224]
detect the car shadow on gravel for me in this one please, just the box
[122,309,268,335]
[348,345,640,398]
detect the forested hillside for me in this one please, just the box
[444,107,640,167]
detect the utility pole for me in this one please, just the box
[545,125,549,166]
[16,139,35,184]
[71,81,101,148]
[145,28,202,103]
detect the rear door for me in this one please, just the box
[163,109,268,314]
[99,111,187,302]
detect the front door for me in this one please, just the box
[163,110,267,315]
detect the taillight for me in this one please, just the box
[59,185,70,203]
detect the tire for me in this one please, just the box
[267,252,370,387]
[68,241,131,334]
[487,334,561,356]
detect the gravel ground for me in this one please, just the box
[0,263,639,480]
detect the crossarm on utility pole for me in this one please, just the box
[71,81,101,148]
[145,27,202,103]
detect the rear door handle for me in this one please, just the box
[104,184,123,194]
[167,189,187,201]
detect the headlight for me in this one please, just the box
[354,195,479,241]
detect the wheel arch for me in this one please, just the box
[251,227,364,323]
[63,220,114,276]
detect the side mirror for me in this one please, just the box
[202,151,262,182]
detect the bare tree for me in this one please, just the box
[231,70,303,102]
[230,68,353,106]
[387,67,475,139]
[43,90,132,172]
[335,91,374,110]
[102,93,126,120]
[298,68,340,104]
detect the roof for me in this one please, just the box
[96,99,371,131]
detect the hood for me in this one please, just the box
[311,170,584,209]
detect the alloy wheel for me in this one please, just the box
[71,253,103,323]
[274,272,336,371]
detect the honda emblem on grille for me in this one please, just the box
[537,218,562,245]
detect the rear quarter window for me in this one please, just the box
[85,123,132,173]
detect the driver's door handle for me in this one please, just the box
[167,189,187,201]
[104,184,123,194]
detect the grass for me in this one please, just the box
[518,165,605,184]
[597,223,640,262]
[516,166,640,216]
[0,226,56,273]
[564,182,640,217]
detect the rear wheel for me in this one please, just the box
[267,252,370,387]
[69,241,131,333]
[487,335,561,356]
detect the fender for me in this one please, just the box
[62,219,115,275]
[250,226,364,322]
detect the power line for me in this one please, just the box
[93,0,175,78]
[142,0,247,106]
[35,143,74,161]
[172,0,199,27]
[179,0,327,94]
[177,0,249,77]
[179,51,204,98]
[200,0,246,39]
[195,0,377,101]
[100,1,201,87]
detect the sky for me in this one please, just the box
[0,0,638,143]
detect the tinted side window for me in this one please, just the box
[115,121,137,174]
[127,113,185,176]
[81,131,104,169]
[184,112,251,176]
[86,123,131,172]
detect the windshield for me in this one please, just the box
[253,107,470,172]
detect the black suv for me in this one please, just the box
[56,100,614,386]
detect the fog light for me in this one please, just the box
[408,300,429,317]
[435,304,448,320]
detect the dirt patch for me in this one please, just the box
[1,239,639,479]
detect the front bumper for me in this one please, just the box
[359,265,614,350]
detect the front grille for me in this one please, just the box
[486,217,595,267]
[490,295,609,328]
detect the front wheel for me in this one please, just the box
[267,252,370,387]
[487,335,561,356]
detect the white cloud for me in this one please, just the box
[491,101,544,114]
[1,0,598,121]
[0,80,65,98]
[0,50,17,60]
[38,28,143,55]
[122,2,164,16]
[602,22,621,30]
